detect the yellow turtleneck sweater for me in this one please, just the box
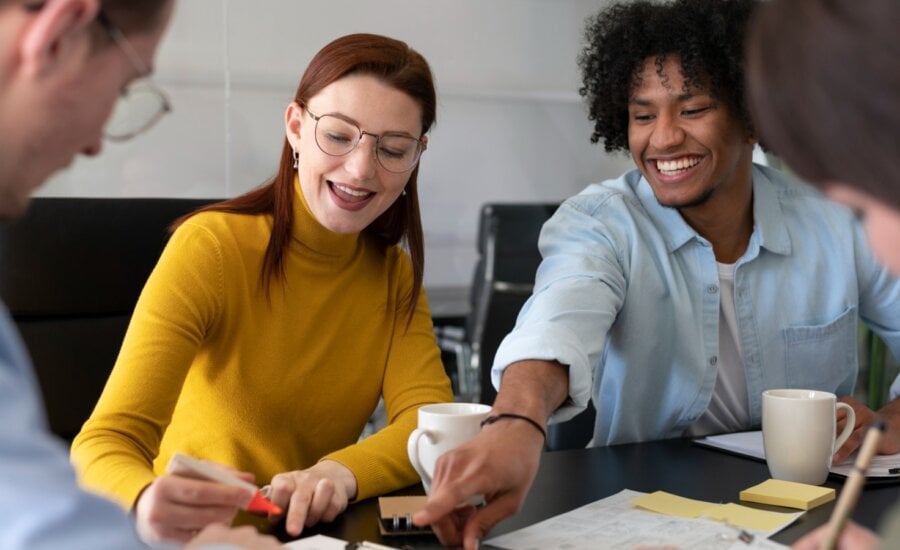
[71,184,453,509]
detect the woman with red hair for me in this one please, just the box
[72,33,453,544]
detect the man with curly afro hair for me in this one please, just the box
[414,0,900,548]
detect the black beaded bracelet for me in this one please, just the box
[480,413,547,440]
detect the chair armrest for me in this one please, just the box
[434,326,478,402]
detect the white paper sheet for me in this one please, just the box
[695,431,900,478]
[282,534,348,550]
[484,489,790,550]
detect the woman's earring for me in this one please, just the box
[401,188,407,197]
[292,149,300,170]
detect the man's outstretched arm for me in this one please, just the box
[412,359,570,549]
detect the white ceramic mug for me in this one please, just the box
[407,402,491,493]
[762,389,856,485]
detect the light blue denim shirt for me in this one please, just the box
[0,303,239,549]
[492,164,900,447]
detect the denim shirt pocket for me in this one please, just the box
[783,306,857,392]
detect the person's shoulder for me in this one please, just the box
[169,209,272,259]
[380,240,412,271]
[180,208,266,230]
[352,233,409,274]
[754,163,826,202]
[562,168,645,219]
[754,163,851,217]
[176,209,270,241]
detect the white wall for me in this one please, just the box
[39,0,634,288]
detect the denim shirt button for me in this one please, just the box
[707,284,718,294]
[709,356,718,366]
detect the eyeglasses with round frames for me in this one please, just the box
[96,11,172,142]
[304,106,426,173]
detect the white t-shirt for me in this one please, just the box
[685,262,751,437]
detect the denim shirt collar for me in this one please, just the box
[635,163,792,259]
[749,164,792,257]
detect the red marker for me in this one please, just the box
[166,452,283,515]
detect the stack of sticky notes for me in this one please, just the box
[739,479,835,510]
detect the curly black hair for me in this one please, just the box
[578,0,758,153]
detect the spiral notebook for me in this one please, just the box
[376,496,432,536]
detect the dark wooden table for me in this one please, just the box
[285,438,900,548]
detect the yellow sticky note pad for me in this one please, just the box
[740,479,836,510]
[705,502,800,532]
[631,491,717,518]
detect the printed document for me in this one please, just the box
[484,489,791,550]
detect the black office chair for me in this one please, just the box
[436,203,558,402]
[439,202,599,450]
[0,197,218,440]
[545,401,597,451]
[465,203,559,405]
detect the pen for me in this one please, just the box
[821,419,884,550]
[166,452,283,515]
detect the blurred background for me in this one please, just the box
[29,0,895,414]
[39,0,637,290]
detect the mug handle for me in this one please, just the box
[833,402,856,453]
[407,428,435,492]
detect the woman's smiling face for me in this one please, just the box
[285,74,425,234]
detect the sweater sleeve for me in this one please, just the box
[322,249,454,500]
[71,221,225,508]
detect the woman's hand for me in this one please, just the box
[267,460,358,537]
[135,470,253,544]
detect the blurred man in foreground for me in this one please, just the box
[0,1,279,548]
[747,0,900,547]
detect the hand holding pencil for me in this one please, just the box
[790,521,879,550]
[791,420,885,550]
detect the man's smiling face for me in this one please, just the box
[627,55,755,212]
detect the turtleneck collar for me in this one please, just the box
[291,174,361,258]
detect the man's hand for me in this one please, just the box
[876,397,900,454]
[412,359,570,549]
[412,417,545,549]
[267,459,358,538]
[834,396,900,464]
